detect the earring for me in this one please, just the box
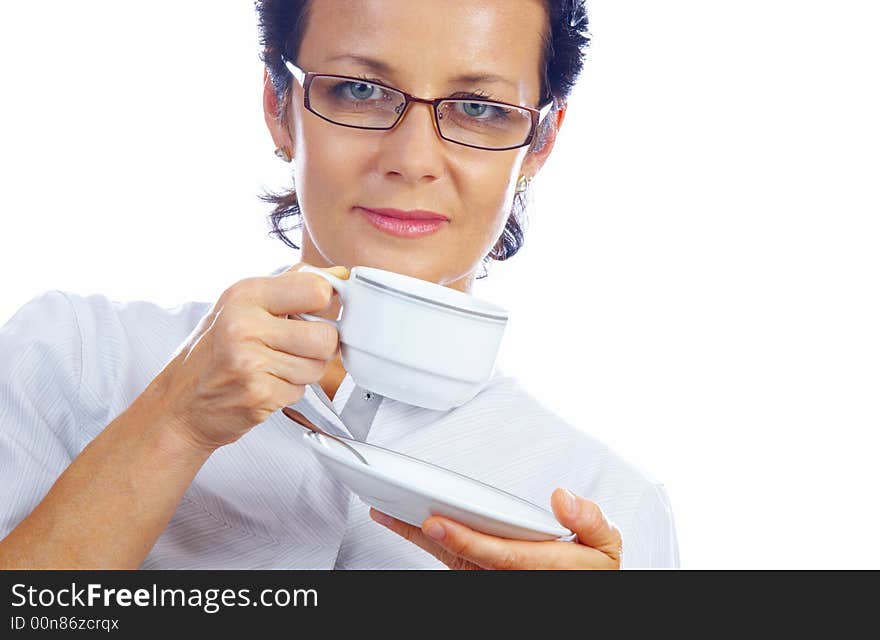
[274,146,292,163]
[515,174,531,193]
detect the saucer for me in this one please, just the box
[302,431,576,542]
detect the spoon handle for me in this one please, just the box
[282,407,370,466]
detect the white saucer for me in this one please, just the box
[302,431,575,542]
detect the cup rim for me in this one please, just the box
[353,267,508,322]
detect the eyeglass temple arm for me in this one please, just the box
[284,59,305,85]
[537,98,555,124]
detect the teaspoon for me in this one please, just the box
[282,406,370,466]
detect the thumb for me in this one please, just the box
[286,262,350,280]
[322,265,350,280]
[551,488,622,562]
[276,263,351,319]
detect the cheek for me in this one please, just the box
[296,131,365,212]
[459,162,517,235]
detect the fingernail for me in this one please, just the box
[562,488,579,517]
[325,266,350,279]
[425,522,446,540]
[371,510,393,526]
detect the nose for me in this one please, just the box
[375,99,446,184]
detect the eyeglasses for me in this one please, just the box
[283,59,553,151]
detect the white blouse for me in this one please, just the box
[0,269,679,569]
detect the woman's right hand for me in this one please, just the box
[147,262,348,453]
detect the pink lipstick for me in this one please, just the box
[357,207,449,238]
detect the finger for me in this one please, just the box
[285,263,351,298]
[288,264,350,302]
[262,347,329,386]
[246,371,307,423]
[416,515,583,570]
[260,312,340,361]
[321,265,351,280]
[551,488,623,562]
[257,264,349,317]
[385,512,577,570]
[372,508,613,570]
[368,509,481,570]
[284,262,351,281]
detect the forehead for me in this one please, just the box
[298,0,548,99]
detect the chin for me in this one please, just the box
[345,248,443,282]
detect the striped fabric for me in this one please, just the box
[0,270,679,569]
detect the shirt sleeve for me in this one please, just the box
[0,290,83,541]
[621,483,681,569]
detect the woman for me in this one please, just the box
[0,0,678,569]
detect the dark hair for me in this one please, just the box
[256,0,591,278]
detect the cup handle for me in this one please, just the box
[292,265,350,329]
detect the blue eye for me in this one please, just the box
[346,81,377,100]
[453,101,511,122]
[463,102,488,117]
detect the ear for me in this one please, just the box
[263,67,294,154]
[519,103,567,179]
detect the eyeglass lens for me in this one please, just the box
[308,76,533,149]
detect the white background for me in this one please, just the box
[1,1,878,568]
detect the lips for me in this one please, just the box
[356,206,448,238]
[359,207,449,221]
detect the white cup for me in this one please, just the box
[295,265,509,411]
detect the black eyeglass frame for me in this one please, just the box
[283,58,555,152]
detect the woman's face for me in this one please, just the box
[264,0,562,291]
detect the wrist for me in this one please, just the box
[130,378,218,465]
[154,413,218,466]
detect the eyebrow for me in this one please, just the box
[324,53,518,91]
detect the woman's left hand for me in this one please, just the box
[369,487,622,570]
